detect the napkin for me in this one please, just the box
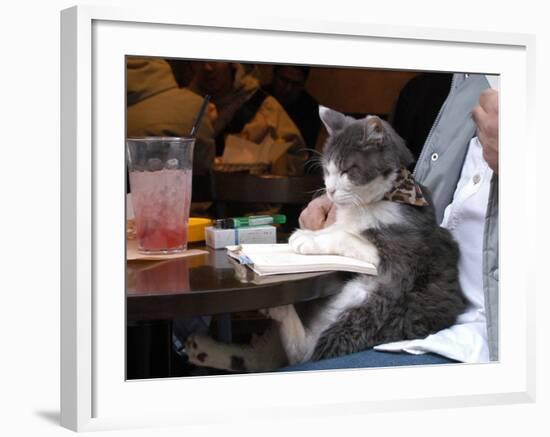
[126,239,207,261]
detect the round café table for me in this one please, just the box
[127,245,346,321]
[126,244,348,379]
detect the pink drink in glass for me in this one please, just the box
[129,168,192,253]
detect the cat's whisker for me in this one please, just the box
[307,187,327,198]
[304,155,324,169]
[298,147,323,157]
[304,160,324,173]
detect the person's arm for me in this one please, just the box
[298,194,337,230]
[243,96,307,176]
[472,89,499,174]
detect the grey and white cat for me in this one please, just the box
[185,107,466,372]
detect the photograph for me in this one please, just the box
[57,4,539,432]
[125,57,499,380]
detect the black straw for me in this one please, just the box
[189,94,211,137]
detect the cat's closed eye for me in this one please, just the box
[342,164,359,175]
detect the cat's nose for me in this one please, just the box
[327,188,336,196]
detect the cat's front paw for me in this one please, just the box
[289,229,323,255]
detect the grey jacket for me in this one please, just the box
[413,73,499,361]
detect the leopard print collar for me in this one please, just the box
[383,167,429,207]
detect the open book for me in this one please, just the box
[227,256,326,284]
[227,244,377,277]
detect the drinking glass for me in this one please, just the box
[126,137,195,254]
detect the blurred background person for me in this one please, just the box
[264,65,321,158]
[189,61,307,176]
[166,58,195,88]
[389,72,453,164]
[127,57,216,180]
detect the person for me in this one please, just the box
[166,59,195,88]
[264,65,321,154]
[389,72,453,163]
[126,57,216,179]
[281,73,499,371]
[188,61,307,176]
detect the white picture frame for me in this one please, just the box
[60,5,536,432]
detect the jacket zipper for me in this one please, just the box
[413,74,458,178]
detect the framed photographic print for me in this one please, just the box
[61,5,536,432]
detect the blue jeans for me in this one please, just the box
[278,349,458,372]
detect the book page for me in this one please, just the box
[227,244,377,276]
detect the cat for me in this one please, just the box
[185,107,467,372]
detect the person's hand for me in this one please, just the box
[472,89,499,174]
[298,194,337,230]
[206,102,218,124]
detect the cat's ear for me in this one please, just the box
[364,116,414,167]
[363,116,385,144]
[319,106,350,135]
